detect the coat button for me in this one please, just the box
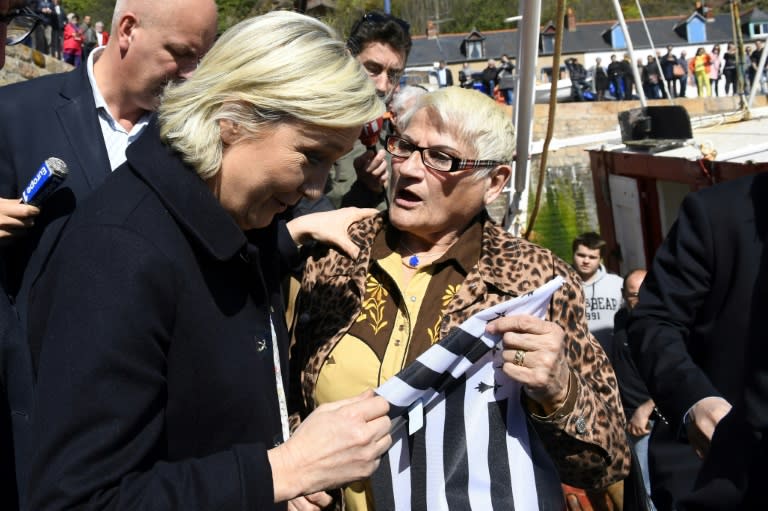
[575,416,587,434]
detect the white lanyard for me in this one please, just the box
[269,314,290,442]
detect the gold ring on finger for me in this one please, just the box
[512,349,526,367]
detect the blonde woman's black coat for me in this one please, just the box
[26,120,297,510]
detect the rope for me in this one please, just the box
[524,0,567,239]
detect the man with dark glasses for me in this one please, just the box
[326,10,412,210]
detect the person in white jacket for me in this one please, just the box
[572,232,624,350]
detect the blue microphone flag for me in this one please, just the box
[21,157,69,207]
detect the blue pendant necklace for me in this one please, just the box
[399,239,451,270]
[399,240,421,269]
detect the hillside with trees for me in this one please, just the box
[62,0,768,38]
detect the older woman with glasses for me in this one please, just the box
[26,11,392,510]
[290,87,630,509]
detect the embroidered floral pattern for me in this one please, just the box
[358,274,389,335]
[442,284,460,308]
[427,284,461,344]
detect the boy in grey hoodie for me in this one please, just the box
[572,232,624,350]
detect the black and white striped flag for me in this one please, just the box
[375,276,565,510]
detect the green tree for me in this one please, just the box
[61,0,115,28]
[215,0,263,33]
[322,0,383,38]
[527,164,596,261]
[437,0,515,33]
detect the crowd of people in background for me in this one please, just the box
[17,3,768,100]
[21,1,108,66]
[454,40,766,105]
[591,42,766,100]
[458,54,516,105]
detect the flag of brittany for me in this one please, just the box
[374,276,565,511]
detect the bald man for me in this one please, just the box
[611,269,658,507]
[0,1,217,506]
[0,0,217,293]
[0,0,218,268]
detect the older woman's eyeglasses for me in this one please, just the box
[386,135,504,173]
[2,7,45,46]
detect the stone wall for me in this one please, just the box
[0,45,72,86]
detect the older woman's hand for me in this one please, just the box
[286,207,378,259]
[486,315,571,415]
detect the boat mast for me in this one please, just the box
[611,0,647,107]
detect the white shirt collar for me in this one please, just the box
[86,48,152,170]
[86,47,109,114]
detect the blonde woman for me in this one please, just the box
[27,12,391,510]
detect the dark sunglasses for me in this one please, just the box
[2,7,45,46]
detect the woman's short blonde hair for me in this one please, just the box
[398,87,515,178]
[158,11,383,179]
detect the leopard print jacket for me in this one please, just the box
[289,213,631,489]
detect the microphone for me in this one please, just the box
[359,117,384,152]
[21,157,69,207]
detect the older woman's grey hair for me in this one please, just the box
[398,87,515,178]
[158,11,383,179]
[390,85,428,122]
